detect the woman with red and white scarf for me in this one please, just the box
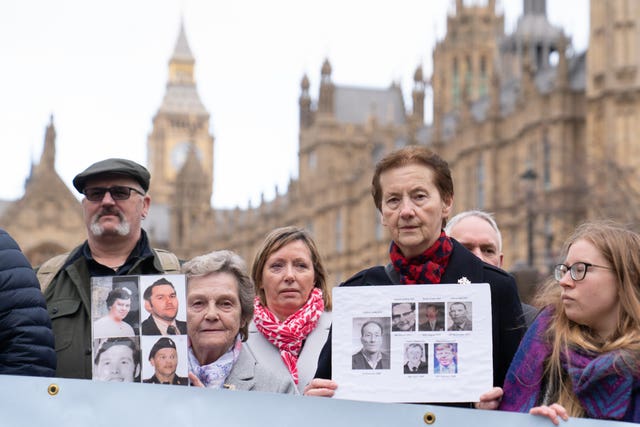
[248,226,332,393]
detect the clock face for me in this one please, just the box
[171,141,202,170]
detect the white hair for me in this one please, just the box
[445,210,502,252]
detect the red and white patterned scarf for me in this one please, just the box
[253,287,324,384]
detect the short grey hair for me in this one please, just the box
[181,250,255,341]
[445,210,502,252]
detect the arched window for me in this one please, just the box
[453,57,460,106]
[476,156,485,209]
[308,150,317,170]
[543,131,551,189]
[479,55,488,97]
[335,210,343,253]
[465,55,473,97]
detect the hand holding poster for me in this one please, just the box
[332,283,492,403]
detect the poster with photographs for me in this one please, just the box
[332,284,492,403]
[91,274,189,385]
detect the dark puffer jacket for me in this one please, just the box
[0,229,56,376]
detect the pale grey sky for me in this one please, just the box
[0,0,588,209]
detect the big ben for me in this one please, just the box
[147,22,214,205]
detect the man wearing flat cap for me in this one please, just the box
[37,158,180,379]
[143,337,188,385]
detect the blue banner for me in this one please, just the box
[0,375,633,427]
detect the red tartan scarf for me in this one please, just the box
[389,231,453,284]
[253,287,324,384]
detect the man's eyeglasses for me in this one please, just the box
[553,262,612,282]
[392,310,413,320]
[84,186,145,202]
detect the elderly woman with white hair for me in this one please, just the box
[183,249,296,393]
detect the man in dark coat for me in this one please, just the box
[37,159,180,379]
[445,210,538,327]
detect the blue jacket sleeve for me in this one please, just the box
[0,229,56,376]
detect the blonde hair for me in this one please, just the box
[534,221,640,416]
[251,226,331,310]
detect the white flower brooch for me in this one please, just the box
[457,277,471,285]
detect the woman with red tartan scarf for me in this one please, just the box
[247,226,332,393]
[305,146,526,403]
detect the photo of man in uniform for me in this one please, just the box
[143,337,188,385]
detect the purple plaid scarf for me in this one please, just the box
[499,307,640,421]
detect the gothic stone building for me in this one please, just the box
[2,0,639,301]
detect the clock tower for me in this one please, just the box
[147,21,214,205]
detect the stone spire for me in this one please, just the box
[555,34,569,90]
[523,0,546,15]
[167,19,196,87]
[159,20,206,115]
[40,114,56,170]
[318,58,334,114]
[299,73,313,128]
[171,19,194,65]
[412,65,425,123]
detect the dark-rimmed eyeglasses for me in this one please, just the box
[553,262,612,282]
[84,186,145,202]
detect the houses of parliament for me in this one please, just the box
[1,0,639,297]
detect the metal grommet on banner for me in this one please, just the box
[423,411,436,424]
[47,384,60,396]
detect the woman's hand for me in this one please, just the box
[475,387,503,410]
[303,378,338,397]
[529,404,569,425]
[189,372,204,387]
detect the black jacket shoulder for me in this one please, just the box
[0,229,56,377]
[341,266,390,287]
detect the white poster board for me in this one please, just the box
[332,283,492,403]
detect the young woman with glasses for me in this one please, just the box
[477,221,640,423]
